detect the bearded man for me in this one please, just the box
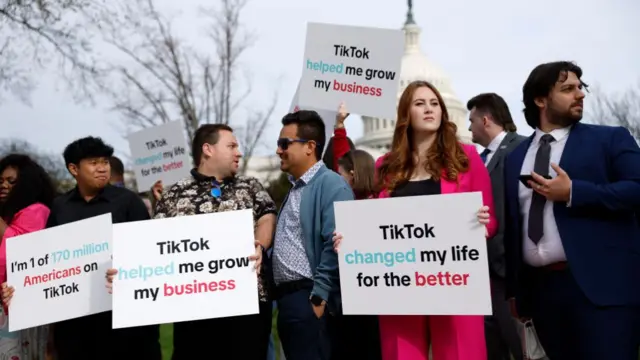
[503,61,640,360]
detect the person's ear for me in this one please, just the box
[534,96,547,109]
[67,163,79,177]
[307,141,317,156]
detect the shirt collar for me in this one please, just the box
[288,161,325,186]
[486,131,507,153]
[190,168,235,186]
[534,126,571,145]
[69,184,113,203]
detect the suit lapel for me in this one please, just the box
[558,123,582,173]
[507,134,535,208]
[486,132,516,173]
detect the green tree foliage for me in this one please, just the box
[266,172,291,210]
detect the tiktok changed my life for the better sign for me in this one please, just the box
[6,214,113,332]
[111,210,259,329]
[334,192,492,316]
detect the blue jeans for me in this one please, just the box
[278,289,332,360]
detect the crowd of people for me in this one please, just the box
[0,60,638,360]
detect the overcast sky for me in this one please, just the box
[2,0,639,161]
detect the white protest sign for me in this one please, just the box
[112,210,259,329]
[127,120,191,193]
[289,81,337,156]
[299,22,403,119]
[6,214,113,331]
[335,192,492,315]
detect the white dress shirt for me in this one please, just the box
[484,131,507,165]
[519,127,571,267]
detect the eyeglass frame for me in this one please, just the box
[277,137,310,151]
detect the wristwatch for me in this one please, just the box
[309,294,325,306]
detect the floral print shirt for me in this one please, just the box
[154,169,277,301]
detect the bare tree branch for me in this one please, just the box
[240,91,278,174]
[98,0,278,173]
[0,0,117,103]
[201,0,255,125]
[0,138,72,191]
[588,81,640,141]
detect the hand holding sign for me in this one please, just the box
[151,180,163,201]
[249,240,264,275]
[1,283,13,307]
[106,268,116,294]
[336,102,349,127]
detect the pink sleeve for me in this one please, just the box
[375,155,390,198]
[464,145,498,239]
[0,203,51,284]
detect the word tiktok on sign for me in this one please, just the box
[298,22,403,118]
[335,192,492,316]
[112,210,259,328]
[6,214,113,331]
[127,120,191,193]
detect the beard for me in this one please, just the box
[546,102,583,127]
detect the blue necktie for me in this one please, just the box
[480,148,491,163]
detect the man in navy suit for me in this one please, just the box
[504,61,640,360]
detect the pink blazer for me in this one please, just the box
[0,203,51,284]
[375,143,498,239]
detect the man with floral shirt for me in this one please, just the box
[107,124,277,360]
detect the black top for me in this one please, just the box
[47,184,151,228]
[48,185,161,360]
[391,178,441,198]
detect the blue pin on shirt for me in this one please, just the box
[211,181,222,198]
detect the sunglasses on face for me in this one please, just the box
[277,138,308,151]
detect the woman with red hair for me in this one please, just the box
[335,80,496,360]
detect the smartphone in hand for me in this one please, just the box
[519,174,551,188]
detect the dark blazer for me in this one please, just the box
[504,122,640,315]
[485,132,527,278]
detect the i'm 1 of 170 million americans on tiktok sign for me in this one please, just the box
[14,241,110,298]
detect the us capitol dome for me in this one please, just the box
[356,3,471,160]
[241,3,472,185]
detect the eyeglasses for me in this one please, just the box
[211,180,222,198]
[277,138,308,151]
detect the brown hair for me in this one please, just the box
[466,93,517,132]
[377,80,469,193]
[337,150,375,199]
[191,124,233,166]
[522,61,588,129]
